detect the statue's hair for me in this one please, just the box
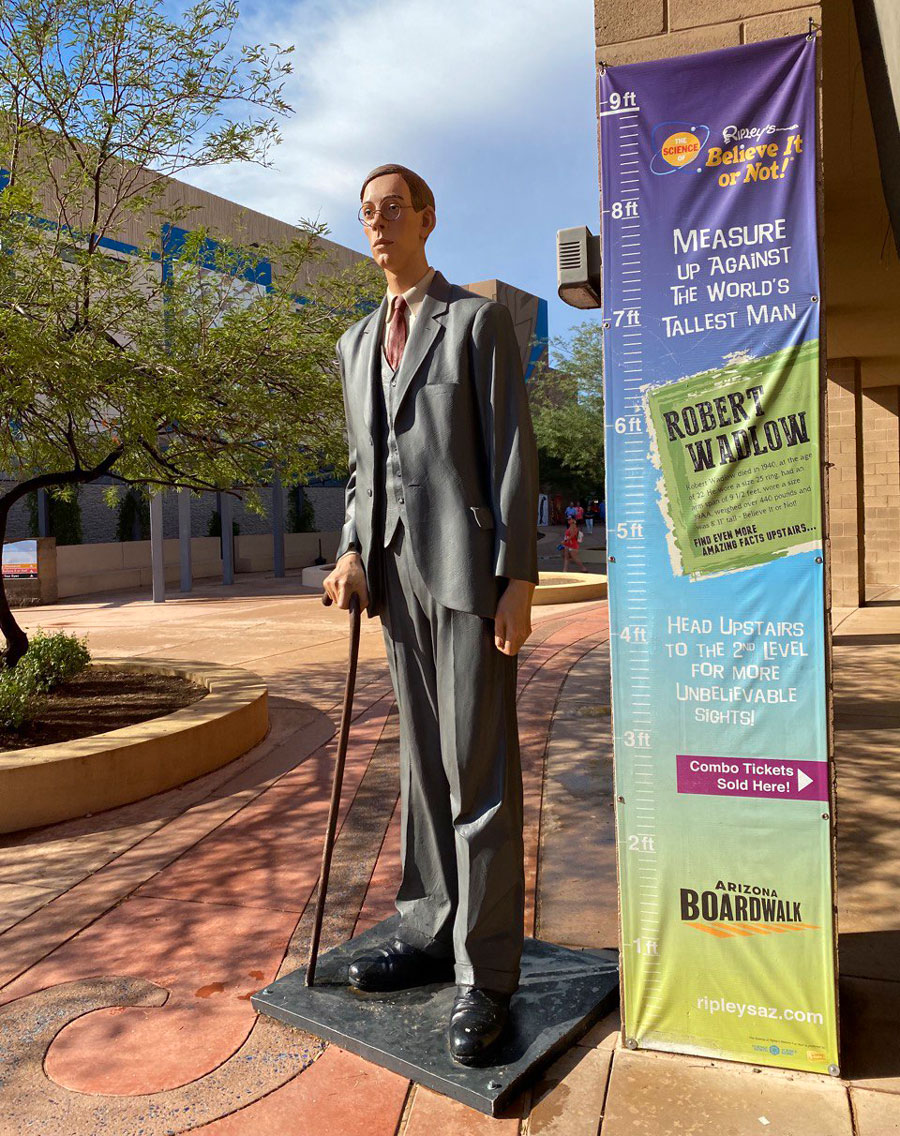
[359,164,435,211]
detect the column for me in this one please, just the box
[862,384,900,598]
[150,489,165,603]
[272,471,285,578]
[825,358,864,609]
[178,488,192,593]
[220,491,235,586]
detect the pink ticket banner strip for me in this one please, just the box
[677,755,829,801]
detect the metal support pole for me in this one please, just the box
[178,488,192,593]
[36,489,50,537]
[150,490,166,603]
[220,491,234,585]
[272,471,285,578]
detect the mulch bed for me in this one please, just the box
[0,668,208,752]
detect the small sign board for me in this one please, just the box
[2,540,38,579]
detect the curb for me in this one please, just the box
[534,572,609,606]
[0,658,268,833]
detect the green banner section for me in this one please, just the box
[645,342,821,577]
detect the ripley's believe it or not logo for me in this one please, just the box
[651,121,711,175]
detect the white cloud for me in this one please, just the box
[182,0,594,234]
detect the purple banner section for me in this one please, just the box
[676,754,829,801]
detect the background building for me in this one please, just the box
[3,171,549,597]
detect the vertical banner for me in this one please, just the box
[600,35,838,1073]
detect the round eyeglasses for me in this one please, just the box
[358,200,418,227]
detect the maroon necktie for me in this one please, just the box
[385,295,408,371]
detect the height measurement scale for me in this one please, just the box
[598,81,665,1031]
[599,38,838,1074]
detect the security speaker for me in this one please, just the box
[557,226,602,309]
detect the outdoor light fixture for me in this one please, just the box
[556,226,602,309]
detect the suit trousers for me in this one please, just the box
[379,521,525,993]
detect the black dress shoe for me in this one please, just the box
[448,985,511,1066]
[348,937,454,992]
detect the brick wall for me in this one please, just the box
[594,0,821,67]
[825,359,864,608]
[861,386,900,594]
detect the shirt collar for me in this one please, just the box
[386,266,436,320]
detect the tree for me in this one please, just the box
[528,321,605,501]
[0,0,382,664]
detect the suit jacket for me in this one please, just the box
[335,270,539,618]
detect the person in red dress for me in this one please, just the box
[561,517,585,572]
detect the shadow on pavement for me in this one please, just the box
[839,929,900,1083]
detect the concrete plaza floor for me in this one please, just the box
[0,575,898,1135]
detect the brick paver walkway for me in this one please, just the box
[0,577,898,1134]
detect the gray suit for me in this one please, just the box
[336,270,538,992]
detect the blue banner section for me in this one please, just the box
[600,35,838,1073]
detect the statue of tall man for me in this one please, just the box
[324,164,538,1065]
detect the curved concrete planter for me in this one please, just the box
[301,563,334,590]
[0,659,268,834]
[534,571,608,606]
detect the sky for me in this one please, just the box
[178,0,602,355]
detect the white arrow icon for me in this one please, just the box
[797,769,813,793]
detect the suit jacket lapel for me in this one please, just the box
[392,271,451,415]
[361,296,388,441]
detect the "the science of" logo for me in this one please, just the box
[651,121,711,175]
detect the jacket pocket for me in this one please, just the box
[470,506,495,529]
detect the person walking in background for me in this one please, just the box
[585,501,595,534]
[574,502,584,526]
[565,501,576,522]
[561,517,585,572]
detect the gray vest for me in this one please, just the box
[381,346,407,547]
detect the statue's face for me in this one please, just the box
[360,172,434,276]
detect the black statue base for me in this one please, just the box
[252,914,619,1116]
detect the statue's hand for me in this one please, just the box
[494,579,535,656]
[324,552,369,610]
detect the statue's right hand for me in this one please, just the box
[323,552,369,610]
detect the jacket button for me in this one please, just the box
[399,497,404,505]
[367,489,373,497]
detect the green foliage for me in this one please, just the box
[26,489,83,545]
[529,322,605,500]
[115,489,151,542]
[0,0,384,660]
[15,631,91,693]
[208,510,239,538]
[0,631,90,729]
[0,669,42,731]
[287,488,316,533]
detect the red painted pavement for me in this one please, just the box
[0,601,609,1133]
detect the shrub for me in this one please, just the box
[26,488,84,545]
[15,631,91,694]
[207,510,240,538]
[0,669,44,731]
[287,488,316,533]
[115,488,151,541]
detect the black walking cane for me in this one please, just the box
[305,589,361,986]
